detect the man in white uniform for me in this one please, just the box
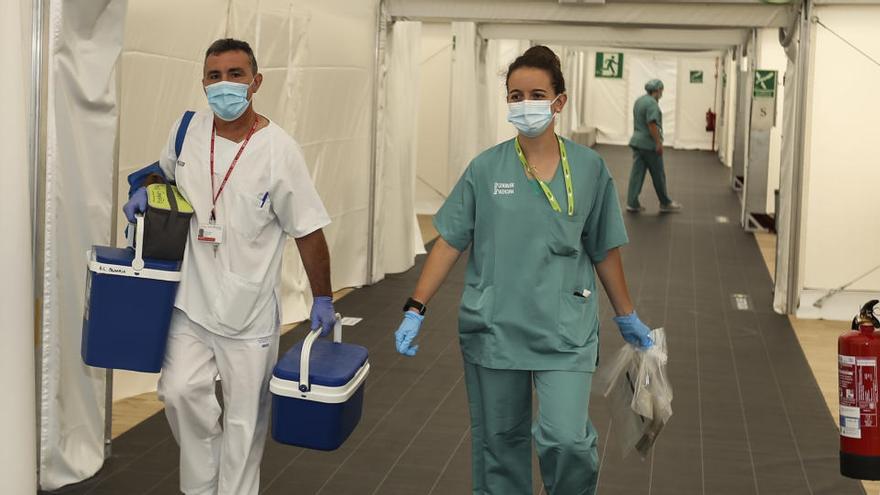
[123,39,335,495]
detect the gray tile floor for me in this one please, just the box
[43,145,863,495]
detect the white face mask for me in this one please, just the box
[507,95,560,138]
[205,80,254,121]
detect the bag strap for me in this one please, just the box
[164,183,179,213]
[125,110,196,199]
[175,110,196,158]
[162,183,180,228]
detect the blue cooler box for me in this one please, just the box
[270,320,369,451]
[81,231,181,372]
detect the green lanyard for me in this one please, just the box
[514,135,574,216]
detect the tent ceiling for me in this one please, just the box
[477,23,748,51]
[813,1,880,4]
[386,0,796,29]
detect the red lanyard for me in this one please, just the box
[210,118,259,221]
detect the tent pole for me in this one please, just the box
[30,0,47,481]
[367,0,386,285]
[785,0,812,314]
[712,57,719,151]
[105,65,124,457]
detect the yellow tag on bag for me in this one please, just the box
[146,184,194,214]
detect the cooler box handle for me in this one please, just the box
[299,313,342,392]
[132,214,146,272]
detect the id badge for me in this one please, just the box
[198,224,224,245]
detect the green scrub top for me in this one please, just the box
[629,94,663,151]
[434,137,628,372]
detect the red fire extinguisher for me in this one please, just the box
[705,109,716,132]
[840,299,880,479]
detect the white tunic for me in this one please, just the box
[159,110,330,339]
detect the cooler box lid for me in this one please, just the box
[274,340,368,388]
[94,246,180,271]
[89,246,181,282]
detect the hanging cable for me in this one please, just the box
[813,264,880,308]
[812,16,880,69]
[417,175,449,200]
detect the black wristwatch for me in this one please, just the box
[403,297,427,315]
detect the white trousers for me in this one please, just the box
[158,309,279,495]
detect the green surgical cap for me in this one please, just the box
[645,79,664,93]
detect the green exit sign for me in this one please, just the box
[754,70,777,98]
[595,52,623,79]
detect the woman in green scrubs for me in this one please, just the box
[393,46,654,495]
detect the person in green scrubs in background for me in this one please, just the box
[626,79,682,213]
[391,46,655,495]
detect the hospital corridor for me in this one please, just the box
[5,1,880,495]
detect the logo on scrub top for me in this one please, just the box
[493,182,515,196]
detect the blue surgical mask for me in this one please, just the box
[507,96,560,138]
[205,80,253,121]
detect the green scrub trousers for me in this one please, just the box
[463,362,599,495]
[626,147,672,209]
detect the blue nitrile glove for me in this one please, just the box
[310,296,336,337]
[395,311,424,357]
[123,187,148,223]
[613,311,654,349]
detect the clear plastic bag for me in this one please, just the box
[596,328,673,459]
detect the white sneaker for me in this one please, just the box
[659,201,683,213]
[626,205,645,213]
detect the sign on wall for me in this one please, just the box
[595,52,624,79]
[752,69,778,130]
[690,70,704,83]
[753,70,778,98]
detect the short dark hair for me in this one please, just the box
[205,38,258,75]
[505,45,566,95]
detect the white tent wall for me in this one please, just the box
[387,1,794,29]
[373,20,426,279]
[113,0,379,400]
[481,39,501,146]
[571,50,590,132]
[558,48,577,138]
[491,40,531,144]
[583,48,721,152]
[448,22,495,193]
[584,51,628,144]
[3,0,37,492]
[415,22,452,215]
[796,5,880,320]
[717,50,737,167]
[39,0,127,489]
[774,19,801,315]
[732,34,757,190]
[230,0,378,316]
[756,28,788,215]
[674,55,721,151]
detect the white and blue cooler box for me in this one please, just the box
[81,215,181,373]
[270,320,370,451]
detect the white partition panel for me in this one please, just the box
[3,0,37,492]
[675,55,720,150]
[797,5,880,319]
[39,0,128,488]
[415,22,452,214]
[757,28,788,215]
[374,21,425,278]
